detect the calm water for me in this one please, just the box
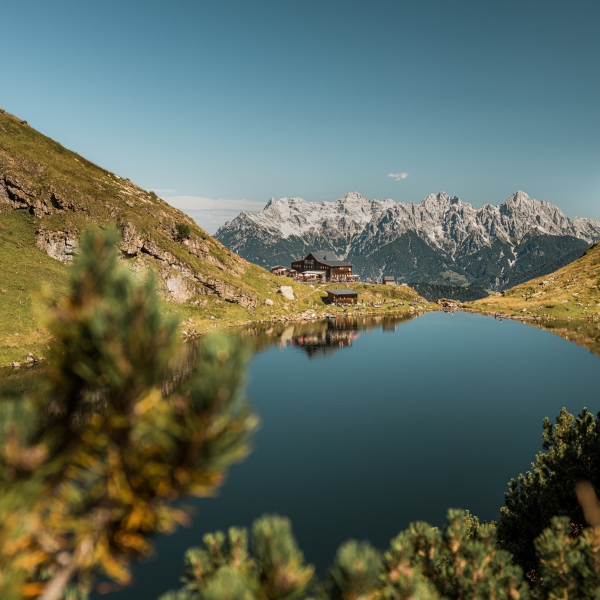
[91,311,600,599]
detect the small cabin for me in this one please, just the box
[382,276,395,286]
[326,289,359,305]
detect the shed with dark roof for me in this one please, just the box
[326,289,359,305]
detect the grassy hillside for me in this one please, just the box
[0,109,435,365]
[467,241,600,320]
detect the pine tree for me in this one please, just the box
[497,407,600,577]
[0,227,258,600]
[532,517,600,599]
[159,515,314,600]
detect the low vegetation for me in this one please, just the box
[0,228,258,600]
[467,241,600,321]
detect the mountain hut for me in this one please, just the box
[291,252,355,282]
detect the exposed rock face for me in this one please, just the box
[119,225,259,307]
[216,191,600,291]
[0,114,260,308]
[36,228,79,261]
[437,298,461,310]
[164,275,195,303]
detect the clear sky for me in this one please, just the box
[2,0,599,233]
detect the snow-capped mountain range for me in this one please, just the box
[215,191,600,290]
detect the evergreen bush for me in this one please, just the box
[0,227,257,600]
[497,407,600,577]
[176,222,191,241]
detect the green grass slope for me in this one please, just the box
[0,109,435,364]
[467,241,600,321]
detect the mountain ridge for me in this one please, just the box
[216,191,600,290]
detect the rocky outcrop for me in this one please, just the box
[117,222,258,306]
[0,174,81,217]
[36,227,79,261]
[164,274,196,303]
[437,298,461,310]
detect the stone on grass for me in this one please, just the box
[278,286,295,301]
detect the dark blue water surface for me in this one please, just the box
[101,312,600,599]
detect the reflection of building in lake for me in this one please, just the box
[382,319,397,332]
[287,315,413,358]
[290,329,361,358]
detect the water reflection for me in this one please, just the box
[538,320,600,359]
[234,314,417,358]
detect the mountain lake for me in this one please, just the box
[36,310,600,598]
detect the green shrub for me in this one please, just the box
[159,515,314,600]
[497,407,600,576]
[176,222,191,241]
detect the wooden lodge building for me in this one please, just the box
[326,289,359,305]
[291,252,357,283]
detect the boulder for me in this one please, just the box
[264,298,274,306]
[437,298,460,310]
[278,286,295,301]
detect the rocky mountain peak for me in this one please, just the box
[506,190,532,204]
[340,191,367,201]
[216,189,600,291]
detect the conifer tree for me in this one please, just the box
[0,227,258,600]
[497,407,600,577]
[159,515,314,600]
[532,516,600,599]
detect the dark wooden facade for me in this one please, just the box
[326,289,359,305]
[291,252,354,282]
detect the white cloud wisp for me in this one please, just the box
[388,172,409,181]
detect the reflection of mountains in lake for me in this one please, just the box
[255,315,415,359]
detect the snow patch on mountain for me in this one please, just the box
[216,190,600,290]
[218,190,600,254]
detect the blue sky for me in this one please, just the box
[2,0,599,233]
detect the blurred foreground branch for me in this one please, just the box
[0,227,258,599]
